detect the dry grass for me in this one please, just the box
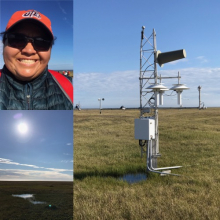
[74,108,220,220]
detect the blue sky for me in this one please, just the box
[0,0,73,70]
[0,111,73,181]
[74,0,220,108]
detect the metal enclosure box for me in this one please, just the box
[134,118,155,140]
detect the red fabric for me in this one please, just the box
[0,69,73,103]
[48,70,73,103]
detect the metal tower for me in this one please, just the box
[139,27,159,167]
[137,27,187,175]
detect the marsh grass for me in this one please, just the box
[74,108,220,219]
[0,181,73,220]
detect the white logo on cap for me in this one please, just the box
[22,10,41,19]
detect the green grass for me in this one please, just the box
[0,181,73,220]
[74,108,220,219]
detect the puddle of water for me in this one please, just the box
[12,194,34,199]
[12,194,46,205]
[120,173,147,184]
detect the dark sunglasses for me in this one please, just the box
[5,33,52,51]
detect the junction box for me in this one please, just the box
[134,118,155,140]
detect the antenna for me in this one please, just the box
[135,27,188,176]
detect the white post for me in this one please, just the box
[177,91,182,106]
[159,92,164,105]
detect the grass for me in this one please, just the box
[0,181,73,220]
[74,108,220,219]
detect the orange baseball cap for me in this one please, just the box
[6,10,53,39]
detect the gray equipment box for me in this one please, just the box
[134,118,155,140]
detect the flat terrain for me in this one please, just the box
[0,181,73,220]
[74,108,220,219]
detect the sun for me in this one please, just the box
[17,122,28,134]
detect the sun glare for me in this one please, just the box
[18,123,28,134]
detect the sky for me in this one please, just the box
[0,0,73,70]
[74,0,220,108]
[0,111,73,181]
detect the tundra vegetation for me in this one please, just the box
[0,181,73,219]
[74,108,220,220]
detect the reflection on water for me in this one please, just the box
[12,194,34,199]
[12,194,46,205]
[30,200,46,205]
[120,173,147,184]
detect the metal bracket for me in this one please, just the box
[146,139,182,176]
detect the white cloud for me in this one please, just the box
[74,70,139,108]
[0,157,73,181]
[0,158,42,169]
[63,153,70,155]
[74,67,220,108]
[46,167,73,172]
[0,169,72,181]
[196,56,208,63]
[57,1,67,14]
[56,1,73,28]
[60,160,73,163]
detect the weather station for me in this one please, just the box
[98,98,105,114]
[134,26,189,176]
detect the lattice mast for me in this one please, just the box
[139,27,160,167]
[138,27,187,174]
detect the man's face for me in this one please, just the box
[3,21,52,81]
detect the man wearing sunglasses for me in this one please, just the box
[0,10,73,110]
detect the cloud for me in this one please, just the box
[63,153,70,155]
[196,56,208,63]
[0,158,42,169]
[46,167,73,172]
[57,1,67,14]
[56,1,73,29]
[0,158,73,172]
[74,70,139,108]
[60,160,73,163]
[66,143,72,146]
[0,169,72,181]
[74,67,220,108]
[0,157,73,181]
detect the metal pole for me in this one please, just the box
[98,99,102,114]
[198,86,201,109]
[140,26,144,117]
[153,29,159,167]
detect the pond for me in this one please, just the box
[119,173,147,184]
